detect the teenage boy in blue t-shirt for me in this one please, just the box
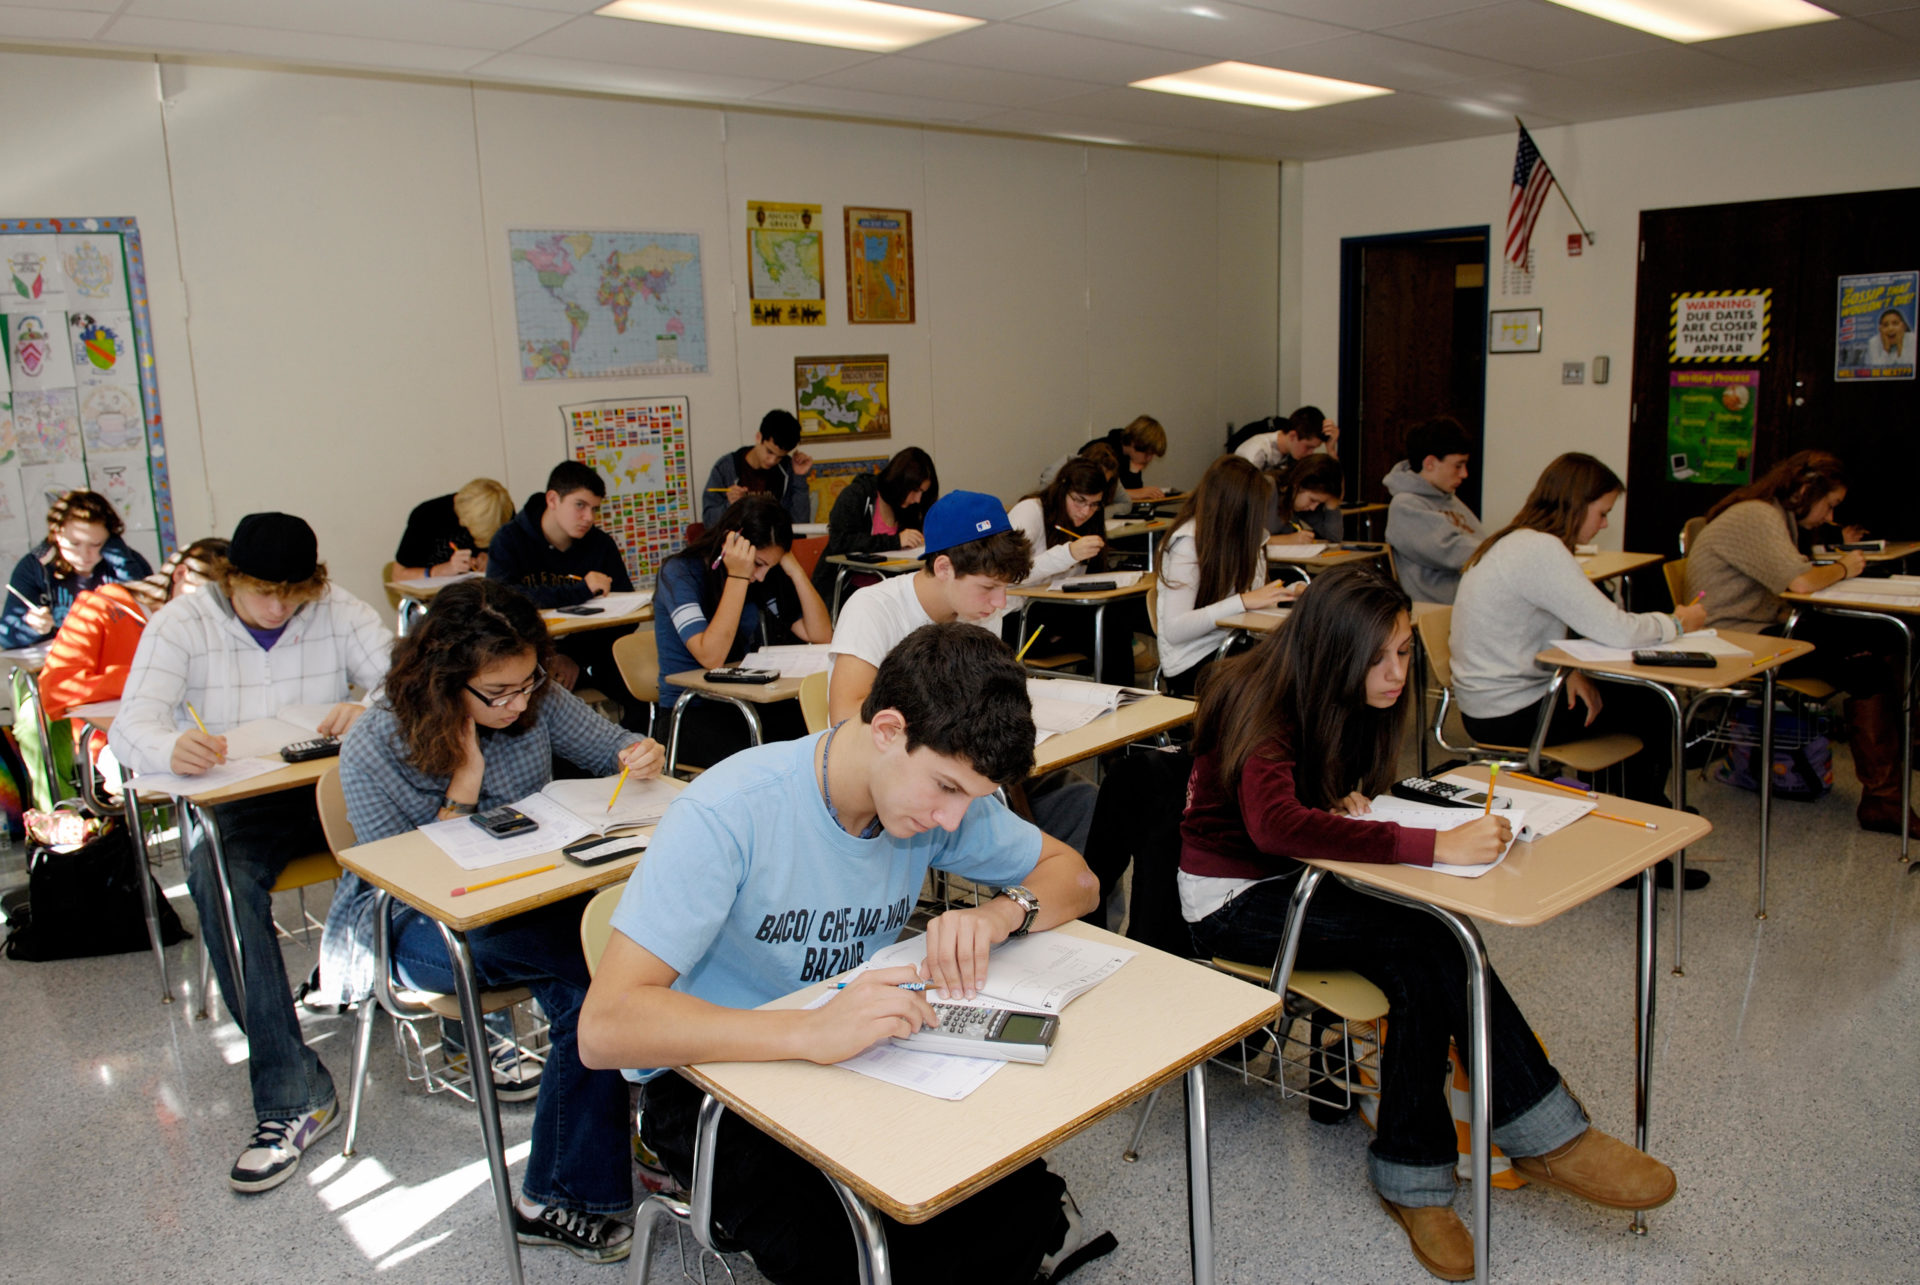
[581,622,1108,1282]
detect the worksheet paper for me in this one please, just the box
[801,989,1007,1101]
[1551,629,1750,664]
[218,704,341,760]
[541,590,653,623]
[419,792,592,871]
[388,571,484,593]
[126,756,283,797]
[861,931,1135,1012]
[1356,800,1527,878]
[1266,543,1328,560]
[740,643,832,676]
[1437,773,1595,840]
[1812,578,1920,607]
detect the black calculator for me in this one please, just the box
[1632,650,1716,668]
[280,737,341,763]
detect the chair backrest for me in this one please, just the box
[380,560,404,611]
[315,762,357,853]
[1679,516,1706,553]
[798,669,830,734]
[791,534,828,579]
[1414,605,1454,691]
[581,882,627,976]
[1143,576,1160,635]
[1663,557,1688,609]
[611,629,662,706]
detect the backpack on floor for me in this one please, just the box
[2,816,190,962]
[1708,704,1833,802]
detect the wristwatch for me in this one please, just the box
[999,885,1040,937]
[441,797,478,816]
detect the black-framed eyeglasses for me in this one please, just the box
[465,666,548,708]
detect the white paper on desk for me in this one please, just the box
[1266,543,1327,560]
[126,756,282,797]
[1436,773,1594,841]
[66,699,121,721]
[543,590,653,622]
[1357,800,1527,878]
[860,932,1134,1013]
[388,571,483,592]
[536,774,679,832]
[1552,629,1745,664]
[1029,697,1105,746]
[1812,580,1920,606]
[741,643,832,677]
[1049,570,1142,591]
[419,792,593,871]
[801,991,1007,1100]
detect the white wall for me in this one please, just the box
[1294,80,1920,543]
[0,46,1280,617]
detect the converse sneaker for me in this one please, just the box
[513,1202,633,1263]
[445,1045,543,1103]
[228,1100,340,1193]
[1036,1187,1117,1281]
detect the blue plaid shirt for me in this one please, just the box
[315,686,642,1006]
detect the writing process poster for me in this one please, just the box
[1667,371,1757,485]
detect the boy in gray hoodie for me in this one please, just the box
[1384,417,1484,604]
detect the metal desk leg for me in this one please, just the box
[1092,602,1107,683]
[124,787,172,1003]
[1631,864,1657,1235]
[832,567,852,621]
[195,800,250,1019]
[826,1177,893,1285]
[397,597,426,637]
[1649,682,1688,976]
[1900,617,1914,866]
[436,922,524,1285]
[1756,669,1776,919]
[1184,1063,1215,1285]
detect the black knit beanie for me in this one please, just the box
[229,512,318,584]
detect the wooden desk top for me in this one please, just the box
[1008,571,1156,604]
[1030,694,1195,774]
[1104,517,1173,542]
[1342,502,1389,517]
[680,921,1280,1224]
[666,669,808,704]
[1266,544,1388,573]
[1577,551,1665,582]
[1218,608,1290,634]
[826,553,923,573]
[540,602,653,638]
[142,756,335,808]
[336,783,683,931]
[1782,586,1920,617]
[1814,540,1920,563]
[1304,765,1710,928]
[1537,629,1812,691]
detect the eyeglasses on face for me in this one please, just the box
[465,666,548,708]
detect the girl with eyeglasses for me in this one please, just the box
[329,577,665,1262]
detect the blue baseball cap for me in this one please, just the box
[921,491,1010,557]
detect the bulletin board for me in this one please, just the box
[0,216,174,569]
[560,397,693,591]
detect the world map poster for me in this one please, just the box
[511,230,708,380]
[561,397,692,589]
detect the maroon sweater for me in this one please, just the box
[1180,727,1435,881]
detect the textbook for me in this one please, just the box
[862,930,1134,1012]
[1026,677,1150,744]
[739,643,832,676]
[534,774,682,833]
[1266,542,1328,560]
[420,774,684,871]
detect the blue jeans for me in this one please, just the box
[187,794,337,1122]
[1189,869,1588,1207]
[390,895,632,1216]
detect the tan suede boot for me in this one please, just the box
[1379,1198,1474,1282]
[1510,1127,1677,1210]
[1847,695,1920,837]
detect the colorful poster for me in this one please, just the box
[794,355,889,440]
[79,383,143,453]
[87,451,155,531]
[1834,270,1916,382]
[69,311,138,388]
[7,311,76,391]
[2,234,61,315]
[560,398,692,590]
[748,201,825,326]
[1667,370,1757,485]
[806,456,887,523]
[12,387,81,465]
[21,460,88,536]
[1670,290,1769,362]
[57,233,126,309]
[844,207,914,325]
[507,230,707,380]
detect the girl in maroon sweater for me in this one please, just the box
[1178,564,1675,1282]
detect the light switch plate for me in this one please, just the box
[1562,362,1585,385]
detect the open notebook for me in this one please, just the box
[1027,677,1151,745]
[218,704,359,760]
[740,643,832,676]
[420,773,684,870]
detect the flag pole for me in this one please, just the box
[1516,117,1595,245]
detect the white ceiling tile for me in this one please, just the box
[1551,42,1812,95]
[908,22,1199,80]
[1443,67,1688,119]
[809,57,1101,108]
[1863,8,1920,39]
[1044,83,1272,127]
[465,0,604,11]
[1224,0,1496,30]
[1011,0,1349,59]
[1383,0,1672,66]
[918,0,1082,18]
[0,6,115,40]
[749,81,1004,122]
[967,105,1179,141]
[99,15,499,72]
[469,51,783,100]
[123,0,572,50]
[1255,31,1518,88]
[1809,0,1920,14]
[1133,126,1287,156]
[515,15,880,77]
[1704,16,1920,78]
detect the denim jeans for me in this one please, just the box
[1189,869,1588,1206]
[390,894,632,1216]
[186,794,337,1122]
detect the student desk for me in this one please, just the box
[1576,551,1665,609]
[1265,542,1389,582]
[1535,630,1813,970]
[336,789,681,1285]
[1813,539,1920,569]
[824,553,922,619]
[537,598,653,639]
[1104,516,1174,573]
[386,578,654,639]
[663,669,807,774]
[1031,694,1195,776]
[669,920,1280,1285]
[1218,607,1289,637]
[386,573,482,635]
[1287,766,1708,1283]
[1007,573,1155,685]
[1782,583,1920,866]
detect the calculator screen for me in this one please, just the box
[998,1014,1049,1043]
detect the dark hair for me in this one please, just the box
[1881,308,1909,328]
[877,447,938,528]
[546,460,606,500]
[1193,564,1411,808]
[671,494,794,607]
[1405,416,1472,471]
[861,622,1035,785]
[1158,455,1271,607]
[1705,449,1847,526]
[1467,452,1623,568]
[1025,459,1110,562]
[1288,405,1329,443]
[383,579,552,778]
[759,409,802,452]
[937,528,1033,583]
[42,491,125,578]
[1275,454,1344,526]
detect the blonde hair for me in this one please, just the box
[219,562,331,606]
[1124,416,1167,458]
[453,478,515,548]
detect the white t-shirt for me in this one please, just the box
[1235,435,1284,471]
[1008,497,1084,586]
[827,571,1004,681]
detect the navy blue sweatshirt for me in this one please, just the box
[0,535,153,648]
[484,494,632,608]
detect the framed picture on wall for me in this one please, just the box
[844,207,914,324]
[794,355,891,440]
[1489,308,1543,353]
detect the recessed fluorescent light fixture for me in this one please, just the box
[1541,0,1836,42]
[595,0,981,52]
[1131,62,1389,111]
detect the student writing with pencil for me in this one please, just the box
[1007,459,1140,685]
[1179,565,1677,1282]
[330,577,663,1263]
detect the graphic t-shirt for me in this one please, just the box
[654,554,804,706]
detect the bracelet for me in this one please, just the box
[441,797,478,815]
[1670,613,1684,637]
[727,573,751,581]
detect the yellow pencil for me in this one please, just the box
[1590,811,1658,830]
[1015,626,1044,662]
[1055,525,1083,541]
[1484,764,1497,815]
[452,864,558,897]
[186,703,209,735]
[1509,771,1598,799]
[606,766,631,814]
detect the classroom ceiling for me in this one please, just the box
[10,0,1920,159]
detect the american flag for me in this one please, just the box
[1506,125,1555,266]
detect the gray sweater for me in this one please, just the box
[1451,529,1680,719]
[1383,461,1484,604]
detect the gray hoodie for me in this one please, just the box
[1383,460,1484,604]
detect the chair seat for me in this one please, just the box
[1780,677,1837,701]
[1472,733,1643,775]
[416,986,537,1020]
[270,852,341,894]
[1210,958,1389,1022]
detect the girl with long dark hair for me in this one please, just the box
[811,446,939,598]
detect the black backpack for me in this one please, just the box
[1224,416,1280,454]
[1086,745,1195,958]
[3,822,191,962]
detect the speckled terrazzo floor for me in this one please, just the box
[3,742,1915,1284]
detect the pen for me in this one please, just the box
[1015,625,1043,662]
[1590,811,1658,830]
[1484,765,1496,815]
[452,864,558,897]
[606,766,630,814]
[833,981,926,991]
[1508,771,1598,799]
[5,583,42,611]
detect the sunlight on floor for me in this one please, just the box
[330,1140,531,1260]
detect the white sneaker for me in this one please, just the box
[228,1100,339,1193]
[1037,1186,1116,1281]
